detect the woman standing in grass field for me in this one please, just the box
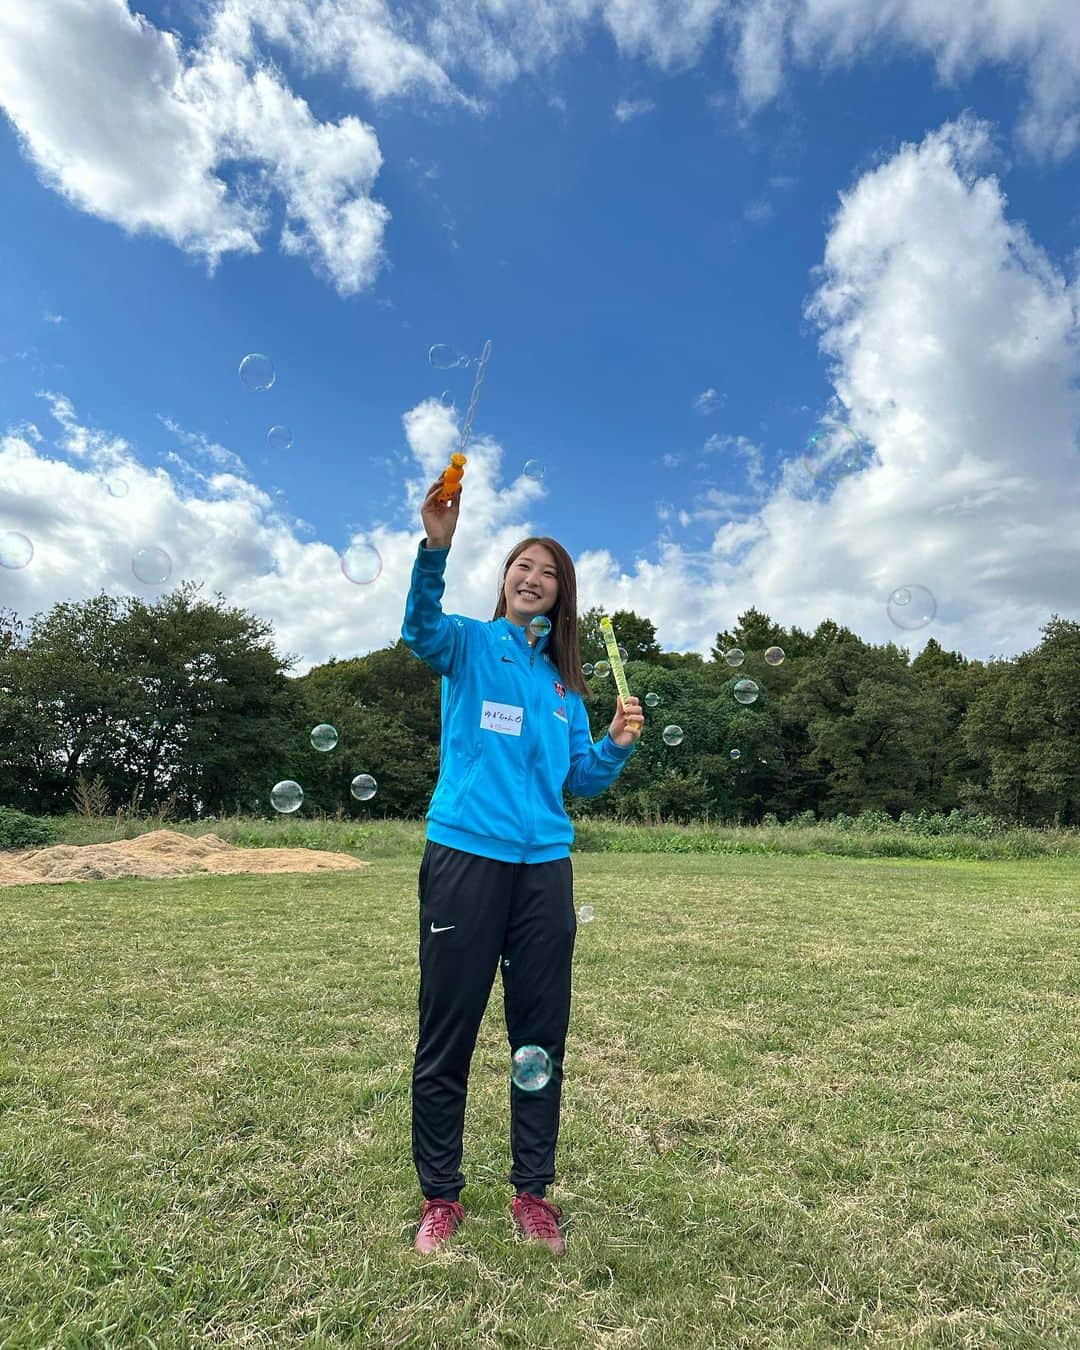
[400,468,644,1255]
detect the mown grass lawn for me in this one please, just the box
[1,847,1077,1347]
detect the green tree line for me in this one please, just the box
[1,585,1077,826]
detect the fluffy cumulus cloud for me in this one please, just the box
[2,1,1078,296]
[649,115,1080,656]
[206,1,1080,160]
[0,0,388,293]
[0,393,553,675]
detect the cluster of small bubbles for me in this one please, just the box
[0,531,33,570]
[529,614,552,638]
[764,646,785,666]
[730,748,741,761]
[724,648,745,668]
[734,678,760,705]
[582,662,595,677]
[578,904,595,924]
[350,773,377,801]
[644,692,660,708]
[239,353,275,392]
[428,344,468,370]
[662,725,684,747]
[887,584,937,630]
[617,645,629,663]
[271,780,303,814]
[511,1044,552,1092]
[341,541,382,585]
[594,659,611,679]
[523,459,545,481]
[311,724,338,752]
[267,425,293,451]
[105,475,129,498]
[132,546,172,586]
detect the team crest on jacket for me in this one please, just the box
[553,680,565,699]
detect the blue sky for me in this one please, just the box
[1,1,1078,671]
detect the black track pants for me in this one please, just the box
[411,840,577,1202]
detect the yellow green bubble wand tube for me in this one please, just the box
[599,615,641,729]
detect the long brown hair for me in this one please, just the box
[492,537,588,696]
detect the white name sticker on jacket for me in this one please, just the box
[481,700,524,736]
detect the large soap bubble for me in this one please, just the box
[132,546,172,586]
[310,724,338,752]
[887,585,937,631]
[0,531,33,569]
[511,1044,552,1092]
[644,692,660,708]
[530,615,552,637]
[724,648,745,668]
[764,646,785,666]
[239,353,275,391]
[270,780,303,813]
[341,542,382,585]
[662,725,684,746]
[350,773,377,801]
[733,678,760,705]
[267,425,293,451]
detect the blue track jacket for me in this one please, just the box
[401,538,637,863]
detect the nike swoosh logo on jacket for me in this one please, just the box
[401,538,636,863]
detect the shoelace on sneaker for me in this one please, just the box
[420,1199,461,1241]
[514,1194,562,1239]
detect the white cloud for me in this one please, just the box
[42,312,64,324]
[0,0,389,294]
[743,197,774,224]
[613,96,655,123]
[580,116,1080,659]
[693,387,723,414]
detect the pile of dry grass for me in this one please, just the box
[0,829,369,887]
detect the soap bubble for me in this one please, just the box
[0,531,33,570]
[644,692,660,708]
[132,546,172,586]
[582,662,595,677]
[350,773,377,801]
[439,390,454,407]
[428,344,465,370]
[341,541,382,585]
[270,780,303,814]
[523,459,545,481]
[578,904,595,924]
[311,724,338,752]
[511,1044,552,1092]
[764,646,785,666]
[239,353,275,391]
[802,423,872,490]
[662,725,684,746]
[887,584,937,630]
[267,425,293,451]
[594,660,611,678]
[724,648,745,668]
[730,748,741,761]
[530,615,552,637]
[105,475,129,498]
[733,678,760,705]
[617,645,628,663]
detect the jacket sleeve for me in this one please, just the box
[400,538,467,677]
[564,692,636,798]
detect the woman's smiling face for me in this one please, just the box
[503,544,559,635]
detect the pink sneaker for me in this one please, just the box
[413,1198,464,1254]
[512,1193,566,1254]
